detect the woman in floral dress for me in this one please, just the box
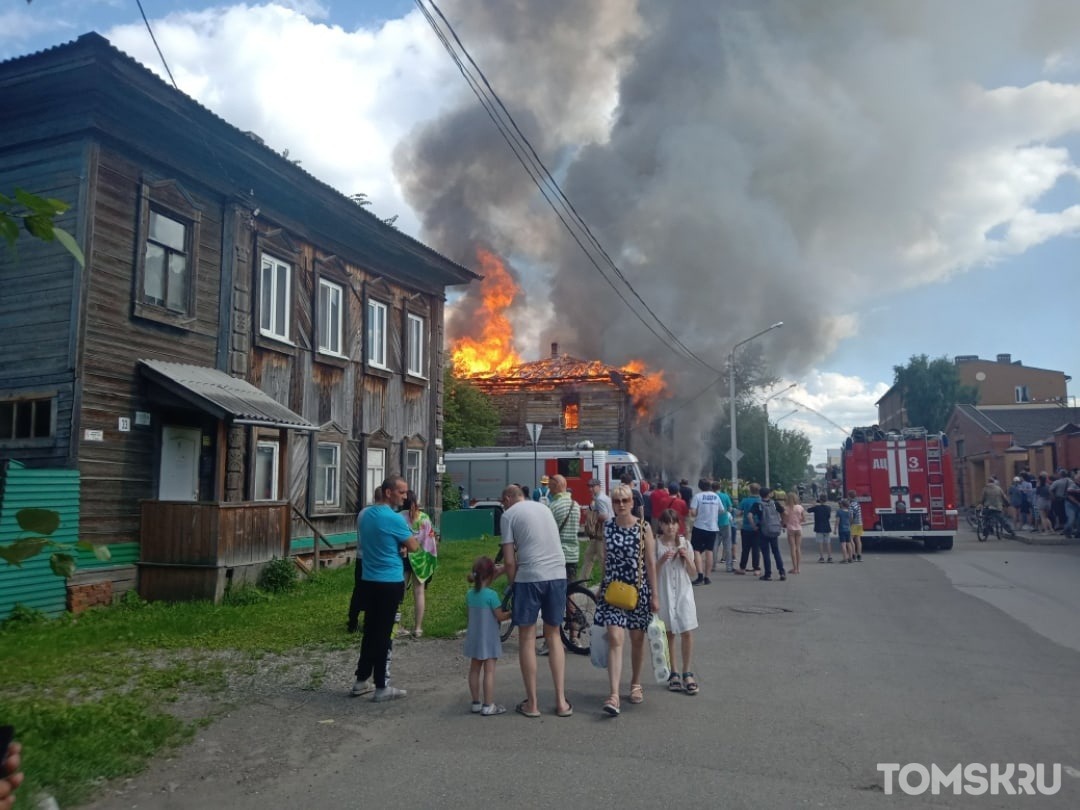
[594,484,659,716]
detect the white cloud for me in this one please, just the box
[105,3,462,234]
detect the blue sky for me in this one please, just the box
[5,1,1078,462]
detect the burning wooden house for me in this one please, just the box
[464,343,656,450]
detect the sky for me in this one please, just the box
[4,0,1079,467]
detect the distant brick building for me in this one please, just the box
[945,404,1080,505]
[877,354,1070,430]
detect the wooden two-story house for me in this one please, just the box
[0,33,476,611]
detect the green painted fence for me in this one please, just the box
[0,462,138,620]
[440,509,497,541]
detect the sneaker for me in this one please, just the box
[481,703,507,716]
[703,577,712,585]
[350,678,374,697]
[372,686,407,702]
[759,575,772,581]
[471,701,483,714]
[818,556,825,563]
[779,574,787,581]
[537,644,550,657]
[692,574,704,586]
[827,557,834,563]
[856,555,863,561]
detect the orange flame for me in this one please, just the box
[622,360,670,419]
[451,249,523,377]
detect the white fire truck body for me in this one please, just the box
[841,427,957,551]
[445,447,644,506]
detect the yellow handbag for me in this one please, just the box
[603,521,646,610]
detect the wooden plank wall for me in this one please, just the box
[488,384,630,449]
[0,141,85,467]
[78,146,223,543]
[139,500,288,566]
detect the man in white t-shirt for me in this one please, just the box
[500,485,571,718]
[689,478,724,585]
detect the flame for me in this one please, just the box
[451,248,523,376]
[621,360,670,419]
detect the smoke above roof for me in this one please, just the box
[394,0,1080,451]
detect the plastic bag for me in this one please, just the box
[590,622,609,669]
[647,614,670,683]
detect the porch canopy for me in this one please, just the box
[138,359,315,431]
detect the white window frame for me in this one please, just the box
[317,278,344,356]
[260,254,291,341]
[406,448,423,496]
[406,313,425,378]
[366,299,388,368]
[1015,385,1030,403]
[365,447,386,505]
[254,440,280,501]
[314,442,341,507]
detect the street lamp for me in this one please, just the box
[763,383,798,487]
[729,321,783,500]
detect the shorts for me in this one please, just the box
[852,524,863,538]
[838,531,851,543]
[815,532,831,543]
[690,526,718,553]
[511,579,567,627]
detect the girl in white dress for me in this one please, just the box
[654,508,700,694]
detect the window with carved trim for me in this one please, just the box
[318,278,344,356]
[260,254,291,341]
[133,180,201,325]
[314,442,341,507]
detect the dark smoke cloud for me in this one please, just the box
[395,0,1080,469]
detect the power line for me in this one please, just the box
[414,0,723,375]
[135,0,178,89]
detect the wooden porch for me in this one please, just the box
[137,500,290,603]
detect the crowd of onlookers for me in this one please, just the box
[987,468,1080,537]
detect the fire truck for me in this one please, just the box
[445,446,644,506]
[841,427,957,551]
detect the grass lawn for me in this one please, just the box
[0,537,494,807]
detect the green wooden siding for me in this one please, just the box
[0,462,137,621]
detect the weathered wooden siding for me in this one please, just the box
[78,145,223,543]
[484,383,631,449]
[0,141,86,467]
[139,500,289,566]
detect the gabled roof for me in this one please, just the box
[953,404,1080,446]
[140,360,315,431]
[0,33,479,292]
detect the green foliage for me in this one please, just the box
[0,187,85,267]
[726,343,781,405]
[708,402,813,489]
[0,507,110,575]
[257,556,298,593]
[441,472,462,510]
[892,354,979,432]
[443,368,498,450]
[3,602,47,627]
[117,589,148,611]
[223,583,271,606]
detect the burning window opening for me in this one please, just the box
[563,402,580,430]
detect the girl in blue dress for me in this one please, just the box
[464,556,511,716]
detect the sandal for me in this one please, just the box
[602,695,620,716]
[629,683,644,704]
[683,672,699,695]
[667,673,683,692]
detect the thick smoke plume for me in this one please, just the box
[395,0,1080,472]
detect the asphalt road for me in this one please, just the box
[84,529,1080,810]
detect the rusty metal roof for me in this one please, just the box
[139,360,315,431]
[465,353,642,387]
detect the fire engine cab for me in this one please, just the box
[841,426,957,551]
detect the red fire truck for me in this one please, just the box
[841,427,957,551]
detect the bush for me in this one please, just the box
[2,602,47,628]
[441,472,461,511]
[223,583,270,606]
[258,556,297,593]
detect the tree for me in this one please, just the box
[892,354,978,432]
[707,402,812,489]
[1,188,85,267]
[442,369,498,450]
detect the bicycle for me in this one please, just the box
[493,547,598,655]
[977,507,1017,541]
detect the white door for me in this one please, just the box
[159,426,201,501]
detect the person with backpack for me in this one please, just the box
[754,488,786,581]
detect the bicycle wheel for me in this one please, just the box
[978,518,990,542]
[560,582,597,655]
[499,588,515,642]
[965,509,979,531]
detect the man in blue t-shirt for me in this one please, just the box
[736,483,763,574]
[353,475,418,703]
